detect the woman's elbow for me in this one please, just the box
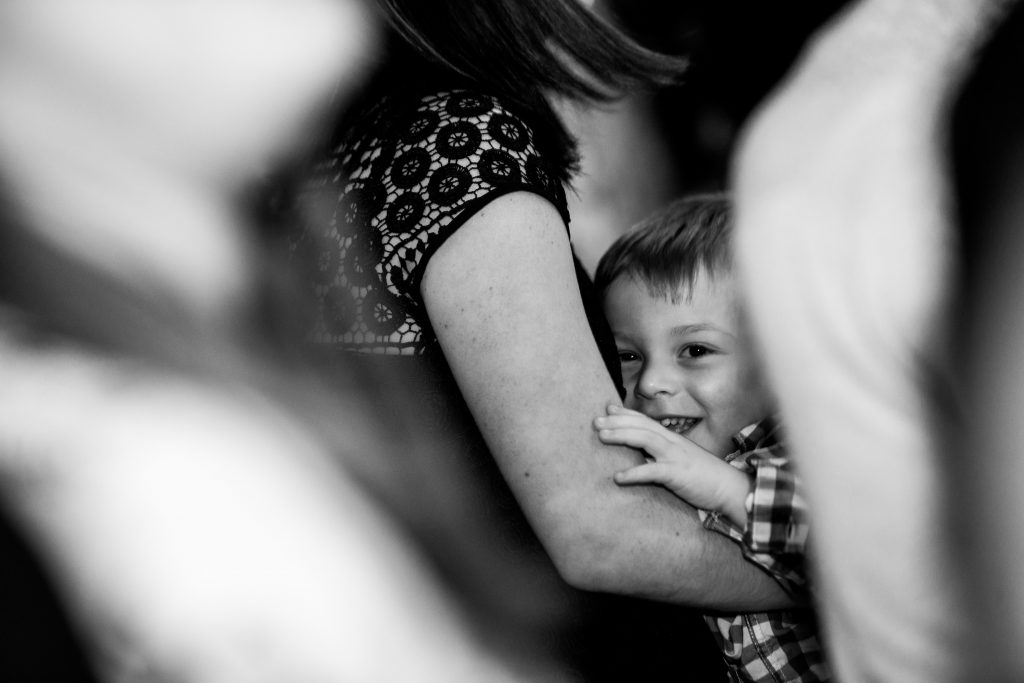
[543,525,636,594]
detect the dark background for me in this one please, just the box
[612,0,854,192]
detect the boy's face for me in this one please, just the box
[603,271,775,457]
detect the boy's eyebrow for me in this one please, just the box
[670,323,735,338]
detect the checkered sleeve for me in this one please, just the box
[700,420,812,596]
[741,451,810,593]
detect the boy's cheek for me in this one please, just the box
[622,387,641,411]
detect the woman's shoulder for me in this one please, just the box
[368,87,538,140]
[343,87,566,199]
[352,87,569,214]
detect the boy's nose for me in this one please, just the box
[634,363,681,400]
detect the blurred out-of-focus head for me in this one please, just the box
[0,0,379,185]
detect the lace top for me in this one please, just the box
[302,89,569,356]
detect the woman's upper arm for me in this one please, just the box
[421,191,792,610]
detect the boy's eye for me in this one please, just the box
[680,344,713,359]
[617,350,640,363]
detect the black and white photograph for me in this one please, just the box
[0,0,1017,680]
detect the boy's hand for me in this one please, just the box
[594,405,751,526]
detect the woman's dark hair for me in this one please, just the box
[351,0,688,180]
[594,193,733,302]
[377,0,685,102]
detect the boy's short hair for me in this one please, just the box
[594,193,733,301]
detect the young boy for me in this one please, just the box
[592,194,831,682]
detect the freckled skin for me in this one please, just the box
[603,272,775,457]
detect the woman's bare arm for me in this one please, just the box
[422,192,791,610]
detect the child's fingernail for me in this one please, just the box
[607,404,621,414]
[593,417,605,427]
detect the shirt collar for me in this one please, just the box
[731,414,782,454]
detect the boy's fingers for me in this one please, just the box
[596,415,647,430]
[596,413,676,437]
[607,404,647,418]
[613,463,676,487]
[597,427,671,458]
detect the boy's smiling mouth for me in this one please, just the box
[658,416,700,435]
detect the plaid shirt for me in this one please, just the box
[698,417,832,682]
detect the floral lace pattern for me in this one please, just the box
[300,90,567,355]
